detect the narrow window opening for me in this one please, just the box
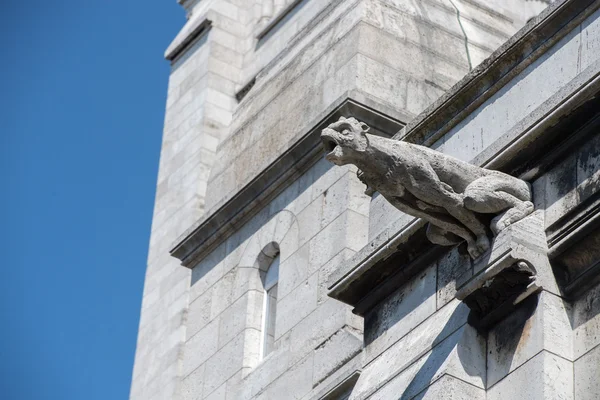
[260,254,279,359]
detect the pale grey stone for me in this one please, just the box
[436,248,472,308]
[313,327,363,387]
[321,117,534,259]
[275,272,318,339]
[317,248,356,304]
[308,209,368,272]
[205,382,226,400]
[183,318,220,379]
[354,324,485,400]
[257,354,314,400]
[487,351,573,400]
[409,374,486,400]
[181,363,205,400]
[132,2,600,400]
[288,298,356,358]
[218,294,252,349]
[487,291,573,387]
[364,299,469,380]
[279,244,310,299]
[574,344,600,400]
[186,288,212,340]
[364,265,437,361]
[573,284,600,358]
[203,332,246,395]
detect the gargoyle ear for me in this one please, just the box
[360,122,370,133]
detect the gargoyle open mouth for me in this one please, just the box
[323,138,338,154]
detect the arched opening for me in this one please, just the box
[260,253,279,360]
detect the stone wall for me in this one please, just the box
[128,1,590,400]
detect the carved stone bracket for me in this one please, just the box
[456,210,551,330]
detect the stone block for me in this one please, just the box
[279,244,310,299]
[576,127,600,201]
[436,248,472,309]
[487,351,573,400]
[354,324,485,400]
[364,299,469,380]
[313,327,363,387]
[203,332,246,395]
[289,298,354,361]
[218,294,251,348]
[250,355,313,400]
[181,363,205,400]
[408,374,485,400]
[581,7,600,73]
[487,291,573,387]
[205,382,226,400]
[189,242,226,303]
[308,210,368,273]
[544,152,578,229]
[297,195,325,248]
[441,26,583,163]
[232,266,263,301]
[210,269,237,319]
[317,248,356,304]
[187,288,212,339]
[364,265,437,357]
[456,211,560,328]
[367,192,406,242]
[183,318,220,379]
[573,284,600,359]
[574,343,600,400]
[276,272,318,339]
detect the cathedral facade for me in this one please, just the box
[131,1,600,399]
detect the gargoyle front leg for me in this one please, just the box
[405,163,490,258]
[383,191,477,249]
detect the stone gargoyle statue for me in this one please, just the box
[321,116,534,259]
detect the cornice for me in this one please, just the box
[164,14,212,62]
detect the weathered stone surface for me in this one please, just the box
[487,351,573,400]
[487,292,573,387]
[436,248,472,308]
[574,343,600,400]
[133,2,600,400]
[181,363,205,400]
[353,323,485,400]
[313,327,363,386]
[573,285,600,359]
[365,299,470,371]
[364,265,437,357]
[321,116,534,259]
[408,374,486,400]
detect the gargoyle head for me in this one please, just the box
[320,116,370,166]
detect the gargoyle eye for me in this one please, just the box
[341,129,351,135]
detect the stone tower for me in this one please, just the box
[131,1,600,399]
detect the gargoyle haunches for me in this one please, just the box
[321,117,534,259]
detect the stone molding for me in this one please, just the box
[327,73,600,317]
[256,0,304,40]
[164,14,212,61]
[170,99,403,268]
[456,211,548,330]
[394,0,600,147]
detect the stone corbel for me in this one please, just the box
[456,210,555,330]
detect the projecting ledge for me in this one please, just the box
[328,211,555,330]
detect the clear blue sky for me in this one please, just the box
[1,1,183,399]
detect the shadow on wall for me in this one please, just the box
[401,304,483,400]
[404,295,537,400]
